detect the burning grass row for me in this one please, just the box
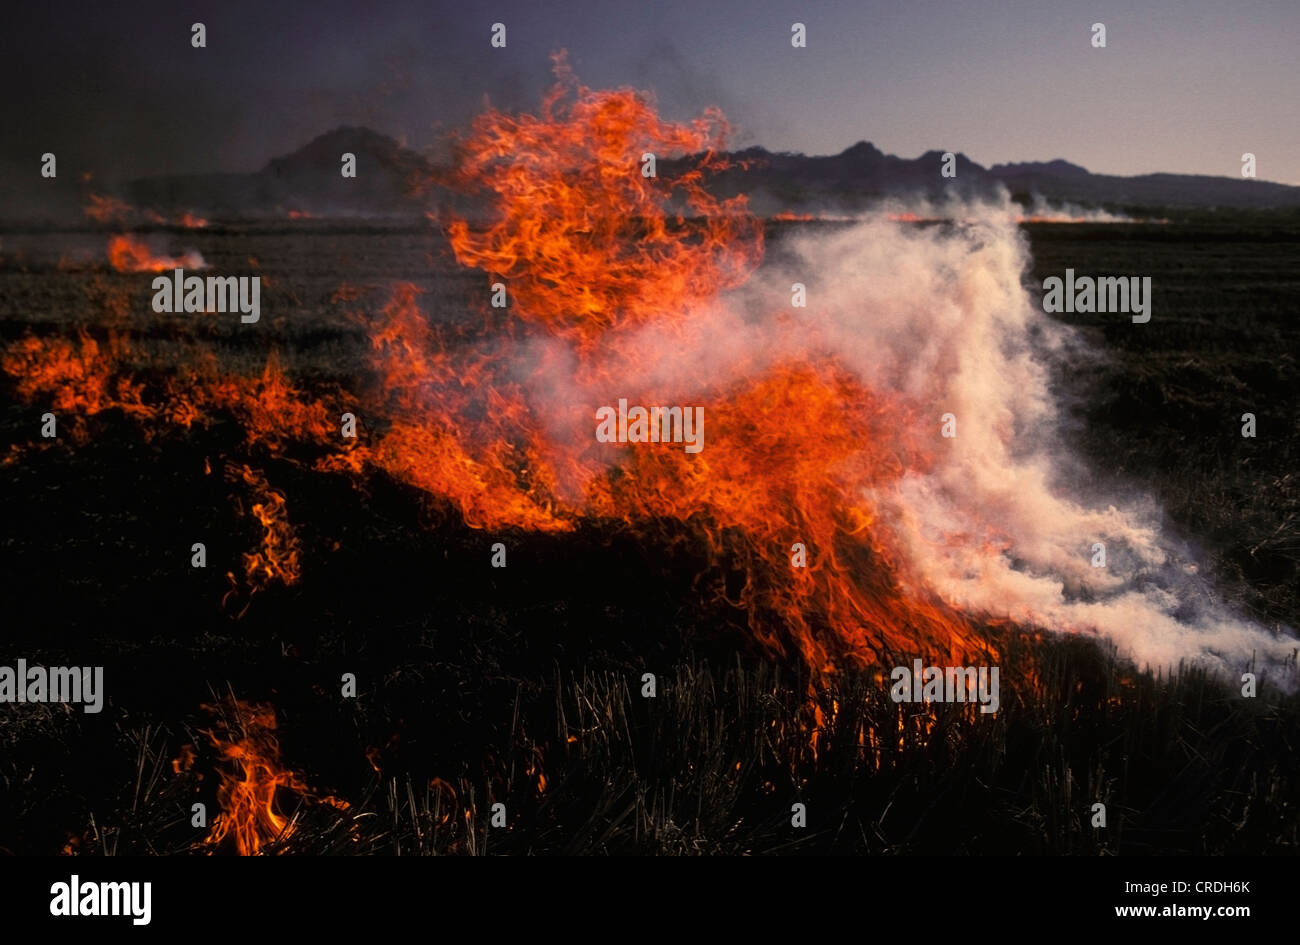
[4,631,1296,856]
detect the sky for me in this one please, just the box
[3,0,1298,184]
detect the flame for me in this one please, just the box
[85,193,207,228]
[222,463,303,615]
[172,743,197,775]
[411,57,986,673]
[236,463,301,593]
[106,234,203,272]
[3,58,995,677]
[191,698,348,855]
[445,53,761,346]
[524,749,548,795]
[1,330,148,425]
[85,193,134,224]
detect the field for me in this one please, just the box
[0,219,1297,855]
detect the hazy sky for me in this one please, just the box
[4,0,1298,183]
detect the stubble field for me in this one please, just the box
[1,219,1296,855]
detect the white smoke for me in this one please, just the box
[867,189,1135,224]
[510,193,1294,684]
[1020,193,1133,223]
[763,197,1294,682]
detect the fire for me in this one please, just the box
[187,698,348,855]
[86,193,207,228]
[445,53,761,345]
[415,57,986,673]
[106,234,203,273]
[2,327,319,600]
[222,463,303,615]
[3,57,995,677]
[85,193,134,224]
[1,330,148,425]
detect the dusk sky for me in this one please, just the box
[5,0,1298,184]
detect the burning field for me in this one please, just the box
[1,66,1299,856]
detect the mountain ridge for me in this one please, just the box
[11,126,1299,223]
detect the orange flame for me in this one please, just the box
[446,52,761,345]
[399,57,987,674]
[86,193,207,228]
[106,234,201,272]
[85,193,134,224]
[4,60,995,677]
[222,463,303,615]
[192,698,348,855]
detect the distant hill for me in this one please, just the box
[683,142,1300,215]
[125,127,439,219]
[10,127,1300,224]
